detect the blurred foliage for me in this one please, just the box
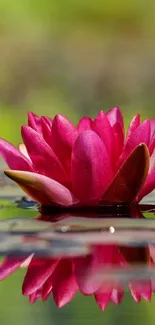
[0,0,154,143]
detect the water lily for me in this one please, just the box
[0,107,155,309]
[0,107,154,206]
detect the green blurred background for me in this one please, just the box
[0,0,155,324]
[0,0,155,143]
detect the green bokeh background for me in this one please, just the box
[0,1,155,324]
[0,0,155,143]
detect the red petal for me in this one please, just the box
[125,114,140,143]
[119,119,150,165]
[41,116,52,128]
[0,138,34,171]
[138,148,155,201]
[71,130,112,203]
[41,117,52,145]
[22,126,68,184]
[112,122,124,161]
[51,115,77,175]
[18,143,30,160]
[28,112,42,134]
[106,106,124,128]
[150,118,155,140]
[77,117,93,132]
[102,144,149,203]
[93,111,115,162]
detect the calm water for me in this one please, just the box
[1,194,155,325]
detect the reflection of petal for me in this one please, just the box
[102,144,149,203]
[95,287,112,310]
[52,260,78,307]
[29,289,42,304]
[0,257,27,280]
[4,170,78,206]
[20,254,34,268]
[110,288,124,304]
[42,273,53,301]
[22,258,59,295]
[74,245,114,295]
[129,280,152,302]
[118,246,150,265]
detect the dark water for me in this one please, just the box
[1,195,155,325]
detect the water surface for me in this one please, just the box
[0,193,155,325]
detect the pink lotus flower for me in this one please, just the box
[0,107,155,309]
[0,107,154,207]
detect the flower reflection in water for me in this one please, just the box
[0,207,155,310]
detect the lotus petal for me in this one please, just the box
[41,116,52,127]
[28,112,42,133]
[22,126,68,184]
[126,114,140,143]
[71,130,112,203]
[119,119,150,164]
[106,106,124,128]
[137,148,155,201]
[150,118,155,140]
[112,122,124,161]
[77,117,93,132]
[0,138,34,171]
[18,143,30,160]
[4,170,78,206]
[93,111,115,161]
[51,114,77,174]
[102,144,149,203]
[41,117,52,145]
